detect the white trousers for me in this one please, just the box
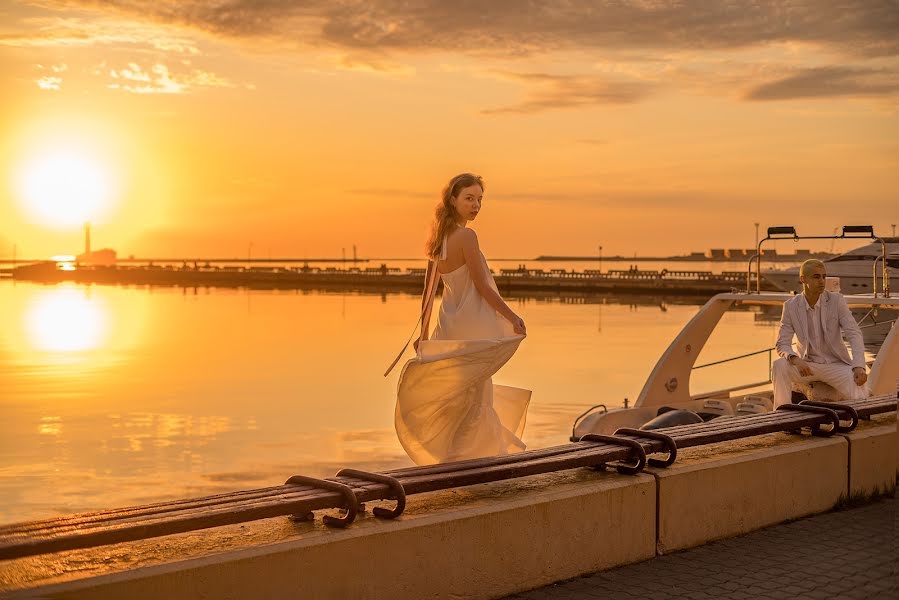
[772,358,870,407]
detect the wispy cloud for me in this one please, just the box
[746,66,899,101]
[106,62,236,94]
[8,1,899,104]
[33,62,67,90]
[0,15,200,54]
[36,75,61,90]
[34,1,899,58]
[483,71,654,114]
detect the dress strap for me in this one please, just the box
[383,259,441,377]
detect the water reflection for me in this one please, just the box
[2,284,149,380]
[0,281,863,524]
[38,416,62,436]
[25,287,107,352]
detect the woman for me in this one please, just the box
[392,173,531,465]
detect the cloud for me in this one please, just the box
[36,75,61,89]
[0,14,200,54]
[482,71,653,114]
[106,61,236,94]
[33,62,68,89]
[34,1,899,58]
[745,66,899,101]
[9,1,898,106]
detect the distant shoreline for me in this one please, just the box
[533,254,835,262]
[0,253,833,266]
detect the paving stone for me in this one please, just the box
[507,498,895,600]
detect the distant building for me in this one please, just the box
[78,248,117,265]
[706,249,726,260]
[725,249,745,259]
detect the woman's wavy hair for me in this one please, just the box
[425,173,484,258]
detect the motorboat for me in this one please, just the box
[762,238,898,295]
[573,226,898,437]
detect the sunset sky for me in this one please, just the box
[1,1,897,259]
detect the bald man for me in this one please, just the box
[772,259,869,407]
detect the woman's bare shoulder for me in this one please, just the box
[448,227,478,247]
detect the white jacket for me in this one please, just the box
[776,291,865,368]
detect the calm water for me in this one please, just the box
[0,278,793,523]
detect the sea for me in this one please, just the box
[3,257,886,524]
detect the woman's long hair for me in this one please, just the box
[425,173,484,258]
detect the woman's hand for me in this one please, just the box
[512,315,527,335]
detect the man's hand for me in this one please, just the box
[852,367,867,386]
[789,355,813,377]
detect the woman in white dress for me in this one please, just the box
[393,173,531,465]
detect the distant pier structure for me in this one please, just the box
[8,261,777,295]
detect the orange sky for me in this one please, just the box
[1,1,897,259]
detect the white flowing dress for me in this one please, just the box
[394,242,531,465]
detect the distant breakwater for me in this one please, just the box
[7,262,778,295]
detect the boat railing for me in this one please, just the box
[691,347,774,398]
[746,225,889,297]
[873,254,891,297]
[692,346,774,372]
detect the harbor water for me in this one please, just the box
[0,272,873,524]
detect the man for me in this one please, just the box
[772,259,868,407]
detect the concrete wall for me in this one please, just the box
[842,423,897,496]
[653,437,847,554]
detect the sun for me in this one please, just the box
[15,148,117,228]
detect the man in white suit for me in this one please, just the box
[773,259,869,407]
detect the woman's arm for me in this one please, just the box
[459,229,526,333]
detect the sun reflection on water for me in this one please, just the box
[25,287,107,352]
[37,416,62,436]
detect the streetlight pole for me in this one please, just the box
[892,224,896,237]
[754,222,760,249]
[598,245,603,274]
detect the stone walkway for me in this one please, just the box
[507,498,895,600]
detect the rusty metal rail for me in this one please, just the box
[0,394,894,561]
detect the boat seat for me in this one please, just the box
[740,395,773,411]
[791,380,841,402]
[736,402,767,415]
[699,399,734,416]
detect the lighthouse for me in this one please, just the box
[76,222,116,265]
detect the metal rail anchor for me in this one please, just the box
[799,401,859,433]
[613,428,677,468]
[775,404,841,437]
[578,434,647,475]
[284,475,358,527]
[335,469,406,519]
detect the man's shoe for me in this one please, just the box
[791,390,808,404]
